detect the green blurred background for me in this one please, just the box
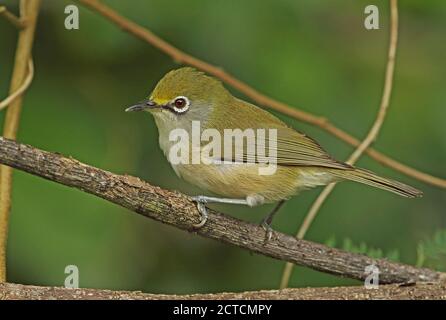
[0,0,445,293]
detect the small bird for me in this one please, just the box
[126,67,422,236]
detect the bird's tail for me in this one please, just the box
[330,167,423,198]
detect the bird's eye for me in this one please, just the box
[175,98,186,108]
[172,96,190,113]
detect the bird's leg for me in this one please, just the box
[260,200,286,241]
[191,195,248,228]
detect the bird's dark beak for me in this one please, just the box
[125,99,158,112]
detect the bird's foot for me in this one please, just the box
[191,196,209,228]
[259,200,284,243]
[260,219,275,243]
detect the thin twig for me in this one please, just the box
[0,5,26,29]
[0,137,442,284]
[0,59,34,111]
[1,281,446,300]
[76,0,446,189]
[280,0,400,289]
[0,0,41,282]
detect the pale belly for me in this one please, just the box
[171,162,335,204]
[156,126,335,204]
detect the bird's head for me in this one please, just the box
[126,67,232,132]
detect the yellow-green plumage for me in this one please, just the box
[142,67,422,205]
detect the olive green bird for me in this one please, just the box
[126,67,422,236]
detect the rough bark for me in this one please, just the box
[1,282,445,300]
[0,137,443,285]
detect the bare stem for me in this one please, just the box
[0,5,26,29]
[0,0,41,282]
[280,0,400,289]
[0,59,34,111]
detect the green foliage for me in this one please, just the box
[416,230,446,271]
[325,236,400,261]
[326,230,446,272]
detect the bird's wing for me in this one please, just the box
[268,126,350,169]
[217,125,350,170]
[207,98,350,169]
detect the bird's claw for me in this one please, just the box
[261,221,274,243]
[191,196,208,228]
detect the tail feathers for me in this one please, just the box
[331,168,423,198]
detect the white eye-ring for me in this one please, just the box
[172,96,190,113]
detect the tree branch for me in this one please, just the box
[76,0,446,189]
[1,281,445,300]
[0,137,443,285]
